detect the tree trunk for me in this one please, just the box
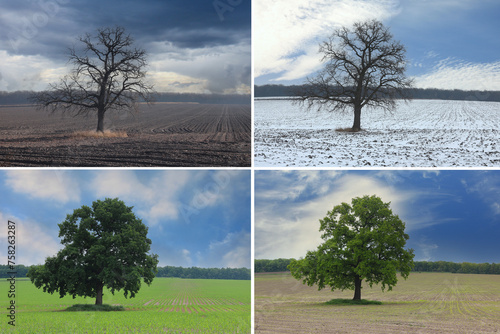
[96,108,105,132]
[95,283,103,305]
[353,276,362,300]
[352,104,361,132]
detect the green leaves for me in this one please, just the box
[27,198,159,304]
[289,195,415,300]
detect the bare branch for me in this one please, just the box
[295,20,413,131]
[30,26,155,132]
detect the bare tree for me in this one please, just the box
[31,26,154,132]
[296,20,413,132]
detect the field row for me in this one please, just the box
[254,99,500,167]
[144,296,246,306]
[159,305,245,313]
[0,103,251,166]
[0,278,251,333]
[255,272,500,333]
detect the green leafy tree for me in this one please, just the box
[27,198,159,305]
[288,195,414,300]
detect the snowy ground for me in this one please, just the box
[254,99,500,167]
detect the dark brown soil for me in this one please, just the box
[0,103,251,167]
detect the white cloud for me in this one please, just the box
[254,0,400,81]
[461,173,500,216]
[423,170,440,178]
[5,170,80,203]
[492,202,500,215]
[90,170,153,200]
[0,40,250,94]
[148,41,250,94]
[255,173,417,260]
[416,240,439,262]
[89,170,192,225]
[0,50,68,91]
[156,247,194,267]
[414,58,500,90]
[181,249,192,266]
[88,170,248,228]
[0,211,61,265]
[205,231,251,268]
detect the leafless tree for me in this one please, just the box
[30,26,154,132]
[296,20,413,132]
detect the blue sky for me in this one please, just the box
[0,169,251,268]
[0,0,250,93]
[255,0,500,91]
[255,170,500,264]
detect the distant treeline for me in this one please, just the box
[0,91,250,105]
[0,265,250,280]
[0,265,30,279]
[156,266,250,280]
[255,258,500,275]
[254,84,500,102]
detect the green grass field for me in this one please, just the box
[255,272,500,333]
[1,277,250,333]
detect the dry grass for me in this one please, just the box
[72,130,128,138]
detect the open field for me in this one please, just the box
[1,277,250,333]
[255,272,500,333]
[254,99,500,167]
[0,103,250,166]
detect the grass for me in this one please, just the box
[0,277,250,333]
[72,130,128,138]
[65,304,125,312]
[325,298,382,306]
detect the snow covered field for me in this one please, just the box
[254,99,500,167]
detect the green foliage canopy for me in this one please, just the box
[27,198,159,304]
[288,195,414,300]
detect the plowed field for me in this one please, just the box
[0,103,251,166]
[255,272,500,333]
[254,99,500,167]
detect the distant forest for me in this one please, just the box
[255,84,500,102]
[0,91,250,105]
[0,265,250,280]
[255,258,500,275]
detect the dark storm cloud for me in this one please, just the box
[0,0,250,93]
[0,0,250,55]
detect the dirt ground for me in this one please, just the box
[255,272,500,333]
[0,103,250,167]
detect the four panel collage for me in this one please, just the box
[1,1,499,333]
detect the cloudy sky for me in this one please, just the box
[255,170,500,264]
[0,0,250,94]
[0,169,251,268]
[254,0,500,91]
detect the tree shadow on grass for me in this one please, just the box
[65,304,125,312]
[325,299,383,306]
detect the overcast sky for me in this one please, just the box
[255,170,500,264]
[255,0,500,91]
[0,0,250,94]
[0,169,251,268]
